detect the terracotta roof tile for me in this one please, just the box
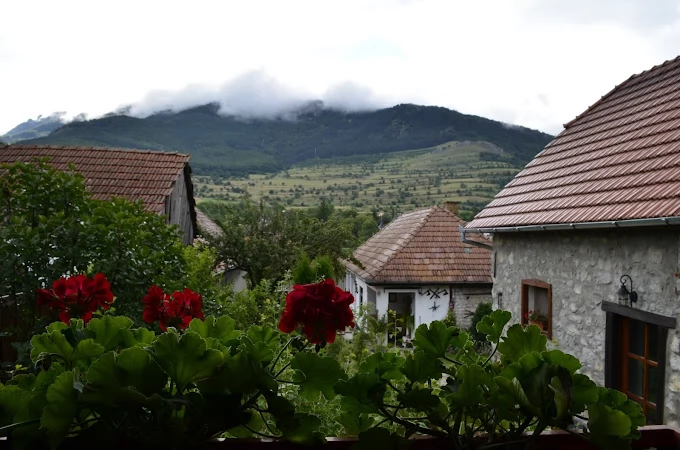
[0,145,190,214]
[343,206,492,284]
[468,55,680,228]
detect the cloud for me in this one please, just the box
[127,71,388,119]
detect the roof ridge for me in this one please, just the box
[372,207,435,279]
[6,144,190,158]
[561,54,680,131]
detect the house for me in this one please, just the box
[342,202,493,338]
[0,145,197,244]
[464,56,680,426]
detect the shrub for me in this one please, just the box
[468,301,493,343]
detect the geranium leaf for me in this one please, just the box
[449,364,487,407]
[495,377,536,414]
[401,350,442,384]
[335,373,385,414]
[498,324,547,365]
[0,385,32,428]
[239,336,274,363]
[571,374,599,414]
[337,412,375,436]
[150,331,222,390]
[550,376,568,419]
[291,352,347,400]
[594,387,645,437]
[587,403,633,438]
[357,352,405,381]
[476,309,512,342]
[276,413,324,445]
[41,371,78,446]
[219,352,278,394]
[121,327,156,348]
[246,325,279,346]
[46,322,68,333]
[30,330,74,365]
[542,350,581,374]
[413,321,456,358]
[85,316,133,351]
[116,346,168,396]
[189,315,242,343]
[73,338,105,363]
[397,388,441,410]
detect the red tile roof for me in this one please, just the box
[0,145,190,214]
[467,55,680,229]
[343,206,492,284]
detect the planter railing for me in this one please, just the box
[1,426,678,450]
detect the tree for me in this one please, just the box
[209,196,353,286]
[0,160,186,338]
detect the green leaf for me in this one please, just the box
[41,371,77,446]
[85,316,133,351]
[30,330,74,365]
[116,347,168,396]
[239,336,274,364]
[354,428,411,450]
[449,364,487,407]
[571,374,599,414]
[413,321,456,358]
[549,376,568,418]
[401,350,442,384]
[337,412,375,436]
[73,339,105,363]
[150,331,222,390]
[587,403,632,437]
[476,309,511,342]
[335,373,385,414]
[0,385,32,428]
[121,327,156,348]
[189,315,242,343]
[357,352,405,381]
[498,324,547,365]
[217,351,277,394]
[276,413,324,445]
[398,388,441,410]
[46,322,68,333]
[246,325,278,347]
[594,387,645,437]
[291,352,347,400]
[542,350,581,374]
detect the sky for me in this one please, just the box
[2,0,680,136]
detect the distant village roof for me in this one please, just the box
[195,208,223,237]
[343,206,492,284]
[467,55,680,229]
[0,145,191,214]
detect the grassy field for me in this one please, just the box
[193,140,521,218]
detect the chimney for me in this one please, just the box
[443,201,459,215]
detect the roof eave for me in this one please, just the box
[465,216,680,233]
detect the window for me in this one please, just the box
[520,279,552,339]
[359,286,364,308]
[602,301,674,425]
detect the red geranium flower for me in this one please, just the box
[142,285,204,331]
[36,273,114,324]
[279,279,355,344]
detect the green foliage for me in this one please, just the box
[0,160,186,336]
[468,301,493,344]
[209,196,353,286]
[442,309,457,328]
[291,254,335,284]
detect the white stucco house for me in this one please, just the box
[342,202,493,339]
[464,55,680,425]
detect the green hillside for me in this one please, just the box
[20,103,552,177]
[194,140,521,219]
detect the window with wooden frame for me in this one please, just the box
[520,279,552,339]
[602,301,674,425]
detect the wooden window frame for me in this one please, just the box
[602,301,675,425]
[520,279,552,339]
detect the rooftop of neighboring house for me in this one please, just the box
[467,55,680,230]
[0,144,191,215]
[343,204,492,285]
[195,208,223,237]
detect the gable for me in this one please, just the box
[468,56,680,230]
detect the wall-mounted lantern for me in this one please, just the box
[616,275,638,306]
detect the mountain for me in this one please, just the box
[1,113,70,143]
[13,103,553,176]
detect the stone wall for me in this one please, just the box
[452,285,493,329]
[492,228,680,426]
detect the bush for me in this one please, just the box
[442,309,457,328]
[468,301,493,344]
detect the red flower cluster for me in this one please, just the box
[36,273,114,324]
[279,279,355,344]
[142,285,204,331]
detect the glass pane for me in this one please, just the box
[647,364,659,404]
[645,406,657,425]
[648,324,659,361]
[629,319,644,356]
[628,358,644,397]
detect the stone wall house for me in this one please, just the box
[0,145,197,244]
[342,202,492,339]
[464,56,680,426]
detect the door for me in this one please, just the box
[618,317,662,423]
